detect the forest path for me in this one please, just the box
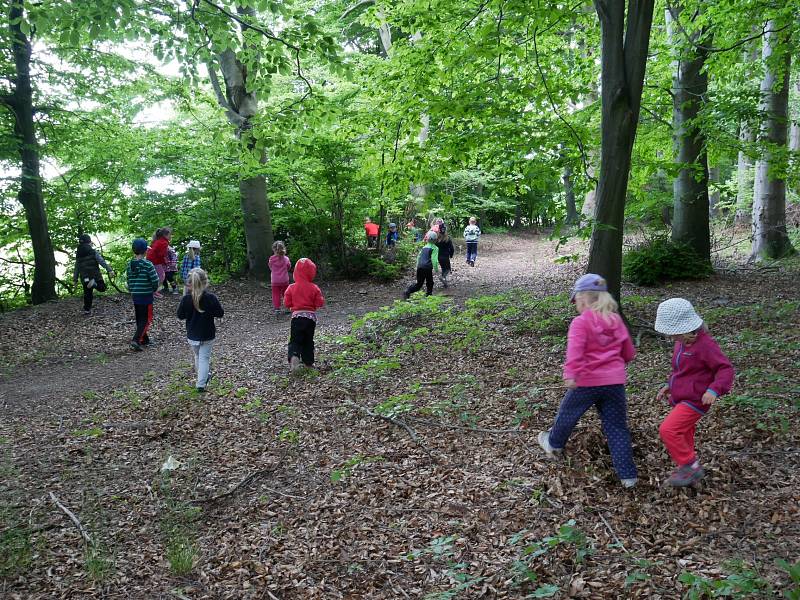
[0,231,573,414]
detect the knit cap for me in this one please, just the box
[654,298,704,335]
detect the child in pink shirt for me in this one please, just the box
[538,274,638,488]
[654,298,734,487]
[268,241,292,316]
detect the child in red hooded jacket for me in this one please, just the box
[654,298,734,487]
[284,258,325,372]
[538,274,638,488]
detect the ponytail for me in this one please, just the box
[187,268,208,313]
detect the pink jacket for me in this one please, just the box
[563,310,635,387]
[268,254,292,285]
[667,329,734,414]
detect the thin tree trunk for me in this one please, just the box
[6,0,57,304]
[735,121,756,224]
[587,0,656,302]
[668,5,711,262]
[708,166,720,216]
[563,164,578,224]
[751,23,795,260]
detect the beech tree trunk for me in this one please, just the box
[735,121,756,224]
[668,5,711,262]
[210,35,272,280]
[587,0,655,301]
[708,166,720,216]
[5,0,57,304]
[563,164,579,224]
[751,23,795,260]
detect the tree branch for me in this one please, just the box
[201,0,299,51]
[206,62,246,126]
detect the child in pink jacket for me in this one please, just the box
[268,241,292,316]
[655,298,734,487]
[538,274,638,488]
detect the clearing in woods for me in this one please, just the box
[1,232,798,598]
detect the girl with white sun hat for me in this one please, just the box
[654,298,734,487]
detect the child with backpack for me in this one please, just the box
[181,240,202,283]
[163,245,179,294]
[269,241,292,316]
[435,226,455,288]
[463,217,481,266]
[73,234,114,315]
[127,238,160,351]
[284,258,325,372]
[538,274,638,488]
[654,298,734,487]
[403,230,440,299]
[177,268,224,392]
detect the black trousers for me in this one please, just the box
[288,316,316,366]
[133,303,153,345]
[406,267,434,297]
[82,275,107,311]
[163,271,177,292]
[438,258,451,277]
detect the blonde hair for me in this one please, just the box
[186,247,197,261]
[187,268,208,313]
[469,217,477,224]
[272,240,286,255]
[575,290,619,322]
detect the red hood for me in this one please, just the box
[294,258,317,283]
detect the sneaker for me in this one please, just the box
[205,371,214,387]
[171,287,179,295]
[403,290,411,300]
[87,278,96,289]
[621,478,638,488]
[666,463,705,487]
[275,309,281,317]
[197,387,206,393]
[289,355,302,373]
[130,341,143,351]
[537,431,563,458]
[83,309,91,316]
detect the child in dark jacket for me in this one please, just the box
[435,228,455,288]
[284,258,325,372]
[654,298,734,487]
[73,234,114,314]
[177,268,224,391]
[127,238,160,350]
[403,231,440,299]
[538,274,638,488]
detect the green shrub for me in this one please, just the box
[623,237,712,286]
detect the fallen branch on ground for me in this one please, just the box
[49,492,92,545]
[343,400,435,461]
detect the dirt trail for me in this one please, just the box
[0,233,571,413]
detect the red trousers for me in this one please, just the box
[271,283,289,310]
[659,402,704,466]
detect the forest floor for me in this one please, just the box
[1,232,799,599]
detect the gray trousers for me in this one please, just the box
[190,340,213,388]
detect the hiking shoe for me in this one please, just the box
[130,341,143,351]
[289,355,302,373]
[537,431,563,458]
[621,478,638,489]
[667,463,705,487]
